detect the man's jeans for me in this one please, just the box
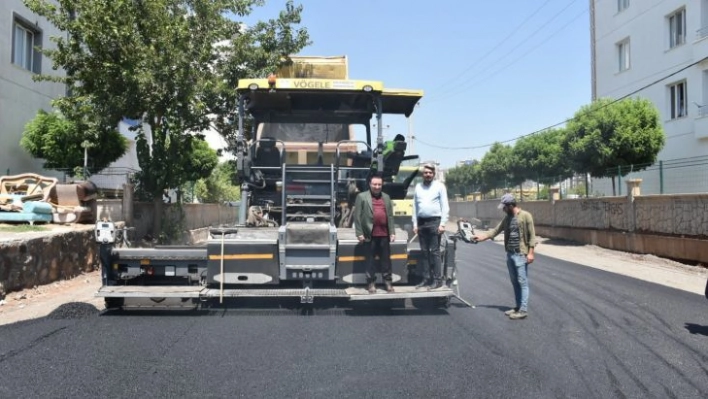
[506,251,529,312]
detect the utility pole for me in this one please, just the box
[81,140,91,178]
[589,0,597,100]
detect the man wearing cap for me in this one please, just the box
[473,194,537,320]
[412,163,450,290]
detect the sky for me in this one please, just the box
[244,0,591,168]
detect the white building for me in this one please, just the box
[590,0,708,194]
[1,2,232,187]
[0,0,65,176]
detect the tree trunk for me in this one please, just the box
[518,183,523,201]
[611,177,617,196]
[152,196,163,238]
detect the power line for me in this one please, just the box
[426,8,588,103]
[601,59,693,98]
[429,0,555,96]
[427,0,581,101]
[415,55,708,150]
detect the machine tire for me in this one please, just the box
[105,297,125,309]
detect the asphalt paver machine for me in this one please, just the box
[96,76,474,309]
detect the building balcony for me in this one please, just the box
[694,108,708,139]
[695,26,708,57]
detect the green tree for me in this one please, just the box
[563,97,665,195]
[135,137,219,203]
[479,143,514,195]
[445,162,480,199]
[25,0,309,235]
[183,139,219,183]
[194,161,241,203]
[512,128,573,196]
[20,109,127,175]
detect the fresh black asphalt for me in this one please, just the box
[1,242,707,398]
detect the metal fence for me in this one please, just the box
[589,155,708,196]
[446,155,708,200]
[89,167,137,190]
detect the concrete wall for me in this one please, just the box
[0,202,239,297]
[449,186,708,264]
[0,226,97,295]
[634,194,708,236]
[94,200,239,242]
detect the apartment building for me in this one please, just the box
[0,0,65,176]
[591,0,708,159]
[590,0,708,194]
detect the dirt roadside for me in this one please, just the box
[1,231,707,326]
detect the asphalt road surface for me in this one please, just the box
[1,243,707,398]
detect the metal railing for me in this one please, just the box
[446,155,708,200]
[588,156,708,196]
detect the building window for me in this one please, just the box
[617,0,629,12]
[669,81,687,119]
[617,39,630,72]
[12,19,41,73]
[668,8,686,49]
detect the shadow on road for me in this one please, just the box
[475,304,515,314]
[0,302,103,330]
[684,323,708,336]
[98,297,452,317]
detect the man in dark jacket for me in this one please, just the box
[354,174,396,293]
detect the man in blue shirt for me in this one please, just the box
[412,163,450,289]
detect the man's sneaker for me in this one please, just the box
[504,308,519,316]
[508,311,528,320]
[385,281,395,293]
[429,280,445,290]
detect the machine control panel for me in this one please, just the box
[95,221,116,244]
[456,220,477,244]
